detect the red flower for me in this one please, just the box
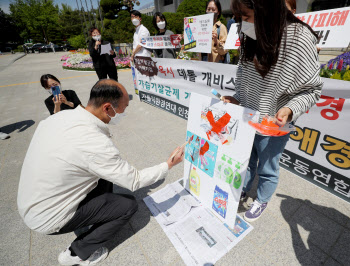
[329,62,333,69]
[337,59,344,71]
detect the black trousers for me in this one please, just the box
[53,179,138,260]
[95,66,118,81]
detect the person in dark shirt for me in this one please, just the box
[88,27,118,81]
[40,74,82,115]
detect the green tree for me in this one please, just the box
[177,0,207,17]
[58,4,83,41]
[0,8,21,44]
[100,0,140,19]
[68,34,86,48]
[10,0,59,43]
[163,12,185,34]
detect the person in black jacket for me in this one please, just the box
[40,74,82,115]
[88,27,118,81]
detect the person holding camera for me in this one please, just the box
[88,27,118,81]
[40,74,82,115]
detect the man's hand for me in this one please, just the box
[167,146,184,170]
[221,96,240,105]
[275,107,293,127]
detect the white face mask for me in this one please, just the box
[132,19,140,26]
[107,106,126,125]
[92,35,101,41]
[241,21,256,40]
[157,21,166,30]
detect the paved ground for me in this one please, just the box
[0,53,350,266]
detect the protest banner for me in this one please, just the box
[139,35,182,50]
[225,7,350,49]
[184,14,213,53]
[184,93,259,227]
[281,78,350,203]
[133,56,238,119]
[296,7,350,48]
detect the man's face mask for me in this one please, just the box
[107,105,126,125]
[241,21,256,40]
[132,19,140,26]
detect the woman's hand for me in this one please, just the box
[221,96,240,105]
[59,94,68,105]
[53,95,62,106]
[275,107,293,127]
[109,50,115,55]
[95,41,101,49]
[212,31,218,45]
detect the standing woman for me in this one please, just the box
[223,0,323,222]
[152,12,179,59]
[88,27,118,81]
[201,0,228,63]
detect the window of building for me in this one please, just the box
[164,0,173,6]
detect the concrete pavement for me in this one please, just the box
[0,53,350,266]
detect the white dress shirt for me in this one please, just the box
[17,106,168,234]
[133,24,151,57]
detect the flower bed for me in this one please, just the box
[61,49,131,71]
[320,51,350,81]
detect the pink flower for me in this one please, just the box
[337,59,344,71]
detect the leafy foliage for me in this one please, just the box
[177,0,207,17]
[68,34,86,49]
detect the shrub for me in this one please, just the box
[68,34,87,49]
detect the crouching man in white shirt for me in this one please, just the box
[17,79,184,265]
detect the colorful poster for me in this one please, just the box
[134,56,238,119]
[184,93,259,227]
[184,14,213,53]
[281,78,350,203]
[139,35,182,49]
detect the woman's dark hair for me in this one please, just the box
[286,0,296,11]
[89,27,100,36]
[130,10,142,18]
[231,0,318,77]
[88,79,123,108]
[153,12,167,30]
[206,0,222,18]
[40,74,60,89]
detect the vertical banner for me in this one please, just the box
[134,56,238,119]
[184,14,213,53]
[131,62,138,95]
[224,24,240,50]
[183,93,259,228]
[282,78,350,203]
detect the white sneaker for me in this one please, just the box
[58,246,108,265]
[0,132,10,140]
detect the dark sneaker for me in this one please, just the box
[243,200,267,222]
[240,191,247,202]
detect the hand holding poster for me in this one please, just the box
[139,35,182,49]
[184,14,213,53]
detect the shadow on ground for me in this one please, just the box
[0,120,35,134]
[277,193,349,265]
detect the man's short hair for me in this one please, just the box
[130,10,142,18]
[88,79,123,108]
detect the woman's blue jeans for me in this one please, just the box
[243,133,290,203]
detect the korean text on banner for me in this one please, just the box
[282,78,350,203]
[224,24,240,50]
[184,92,259,228]
[296,7,350,48]
[133,56,238,119]
[139,35,182,50]
[184,13,214,53]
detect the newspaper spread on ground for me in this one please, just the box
[144,181,253,265]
